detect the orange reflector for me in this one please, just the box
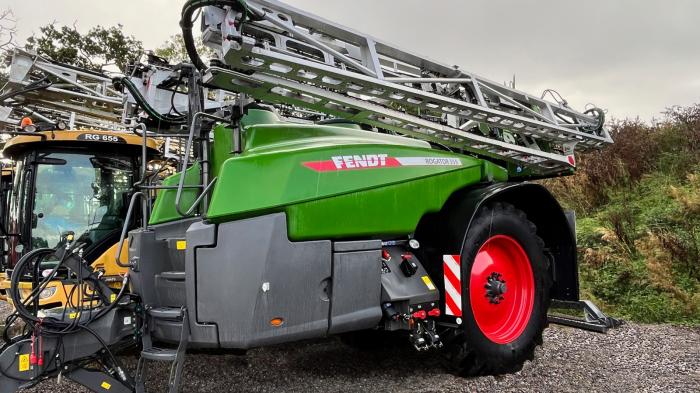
[270,318,284,327]
[20,117,33,128]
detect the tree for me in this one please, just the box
[0,8,17,87]
[26,24,143,73]
[0,8,16,50]
[155,33,214,64]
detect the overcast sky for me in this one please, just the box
[1,0,698,121]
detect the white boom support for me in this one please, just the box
[200,0,612,176]
[0,48,233,156]
[2,49,124,126]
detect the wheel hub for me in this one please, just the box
[484,272,507,304]
[469,235,535,344]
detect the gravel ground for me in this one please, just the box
[2,302,698,393]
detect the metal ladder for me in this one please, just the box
[135,307,190,393]
[198,0,613,177]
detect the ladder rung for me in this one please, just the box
[148,307,184,320]
[141,347,178,362]
[160,271,186,281]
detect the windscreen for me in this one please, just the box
[31,153,133,249]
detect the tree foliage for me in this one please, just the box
[155,33,213,64]
[0,8,15,49]
[26,24,143,73]
[546,104,700,323]
[0,8,17,87]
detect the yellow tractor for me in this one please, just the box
[0,128,159,308]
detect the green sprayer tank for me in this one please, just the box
[150,109,508,240]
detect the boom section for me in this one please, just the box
[197,0,612,177]
[2,48,124,125]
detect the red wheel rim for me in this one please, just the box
[469,235,534,344]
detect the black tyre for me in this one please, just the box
[444,202,551,376]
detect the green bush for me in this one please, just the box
[547,104,700,324]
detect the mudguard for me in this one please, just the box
[416,182,579,302]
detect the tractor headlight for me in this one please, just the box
[39,287,57,300]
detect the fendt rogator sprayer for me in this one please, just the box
[0,1,620,392]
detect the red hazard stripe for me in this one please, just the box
[445,291,461,317]
[443,263,462,295]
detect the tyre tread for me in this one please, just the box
[445,202,552,377]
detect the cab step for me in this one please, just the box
[136,307,189,393]
[148,307,184,320]
[160,271,186,281]
[141,346,178,362]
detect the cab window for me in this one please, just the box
[31,153,133,249]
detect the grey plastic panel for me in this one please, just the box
[165,238,186,271]
[184,221,220,347]
[195,213,331,349]
[129,218,200,306]
[154,218,201,240]
[380,246,440,305]
[333,240,382,252]
[129,219,219,347]
[155,274,187,307]
[128,229,169,305]
[329,248,383,334]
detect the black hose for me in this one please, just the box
[181,0,258,71]
[0,76,53,104]
[170,73,185,116]
[9,248,66,324]
[119,77,187,125]
[3,246,131,386]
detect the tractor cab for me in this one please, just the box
[0,129,159,307]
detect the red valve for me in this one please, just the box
[412,310,427,320]
[38,335,44,367]
[30,347,37,366]
[428,308,441,317]
[29,324,37,366]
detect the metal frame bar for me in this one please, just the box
[174,112,229,217]
[245,0,603,126]
[4,49,124,123]
[205,68,575,174]
[202,0,612,175]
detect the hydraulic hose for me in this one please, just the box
[9,248,65,324]
[118,76,187,125]
[583,107,606,134]
[9,245,129,330]
[2,243,132,387]
[0,76,53,104]
[181,0,260,71]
